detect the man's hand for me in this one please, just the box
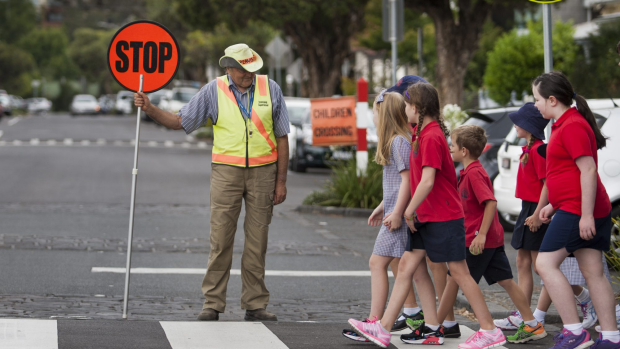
[273,181,287,205]
[134,92,151,112]
[469,234,486,255]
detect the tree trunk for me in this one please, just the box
[412,0,492,107]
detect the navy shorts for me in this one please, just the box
[539,210,612,253]
[511,200,549,250]
[406,218,467,263]
[448,245,514,285]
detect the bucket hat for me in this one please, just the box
[219,44,263,73]
[508,102,549,141]
[377,75,428,103]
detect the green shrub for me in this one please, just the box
[605,216,620,297]
[303,155,383,209]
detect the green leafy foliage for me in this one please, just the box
[484,20,578,105]
[303,155,383,209]
[0,0,38,45]
[0,41,36,96]
[464,20,505,92]
[18,28,79,80]
[605,216,620,296]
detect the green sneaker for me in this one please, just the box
[506,321,547,343]
[406,318,425,331]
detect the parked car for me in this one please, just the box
[288,98,376,172]
[159,87,198,114]
[71,94,100,116]
[27,98,52,114]
[98,94,116,114]
[9,95,26,110]
[144,89,171,121]
[0,94,12,116]
[115,91,134,115]
[494,99,620,232]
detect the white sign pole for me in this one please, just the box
[542,4,553,140]
[390,0,397,86]
[122,74,144,319]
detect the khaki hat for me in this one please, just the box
[219,43,263,73]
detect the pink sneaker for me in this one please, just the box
[348,317,391,348]
[458,328,506,349]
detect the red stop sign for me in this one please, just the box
[107,20,180,93]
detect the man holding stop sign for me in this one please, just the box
[134,44,290,322]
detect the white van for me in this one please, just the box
[494,99,620,232]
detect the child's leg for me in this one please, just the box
[516,249,534,305]
[390,258,419,310]
[572,285,584,296]
[447,260,495,330]
[574,248,617,332]
[436,275,459,323]
[537,286,552,312]
[427,257,448,304]
[497,279,535,321]
[536,249,580,324]
[380,250,432,331]
[369,254,394,319]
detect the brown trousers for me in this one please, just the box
[201,163,276,312]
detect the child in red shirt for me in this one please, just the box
[533,71,618,348]
[349,83,506,349]
[433,124,546,344]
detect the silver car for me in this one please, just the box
[71,94,100,116]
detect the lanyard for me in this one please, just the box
[232,85,255,120]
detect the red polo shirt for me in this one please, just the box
[546,107,611,218]
[458,160,504,248]
[516,139,546,203]
[410,121,464,222]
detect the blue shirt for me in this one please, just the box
[179,74,290,138]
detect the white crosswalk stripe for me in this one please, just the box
[0,319,58,349]
[161,322,289,349]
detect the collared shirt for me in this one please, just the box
[178,74,290,137]
[410,121,464,222]
[546,107,610,218]
[458,160,504,249]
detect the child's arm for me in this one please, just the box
[383,170,411,231]
[369,200,384,227]
[403,166,436,231]
[469,199,496,255]
[576,155,598,240]
[525,180,548,232]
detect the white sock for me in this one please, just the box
[405,307,421,315]
[482,327,499,333]
[426,324,440,331]
[602,331,620,343]
[575,288,590,304]
[616,304,620,315]
[524,319,538,327]
[443,320,457,328]
[533,309,547,323]
[564,323,584,335]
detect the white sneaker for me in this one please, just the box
[579,299,598,329]
[493,311,522,330]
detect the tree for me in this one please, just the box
[484,21,578,105]
[0,41,36,96]
[18,28,79,80]
[0,0,38,45]
[68,28,117,93]
[405,0,527,107]
[175,0,370,98]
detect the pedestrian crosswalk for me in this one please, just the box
[0,318,507,349]
[0,138,211,150]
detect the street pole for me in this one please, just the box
[390,0,397,86]
[542,4,553,139]
[418,27,424,76]
[122,74,144,319]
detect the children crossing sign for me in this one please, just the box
[107,20,180,93]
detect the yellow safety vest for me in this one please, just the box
[213,75,278,167]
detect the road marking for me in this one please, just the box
[30,138,40,146]
[63,138,73,146]
[197,142,207,148]
[181,142,190,148]
[164,140,174,147]
[0,319,58,349]
[113,140,124,146]
[148,141,157,147]
[0,130,3,139]
[8,118,20,126]
[91,267,393,277]
[81,140,91,146]
[13,140,22,146]
[47,140,57,146]
[160,322,288,349]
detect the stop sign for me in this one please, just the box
[107,20,180,93]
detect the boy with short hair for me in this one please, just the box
[425,125,547,344]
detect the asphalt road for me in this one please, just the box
[0,112,609,348]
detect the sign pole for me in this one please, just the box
[542,3,553,139]
[390,0,397,85]
[122,74,144,319]
[356,78,369,175]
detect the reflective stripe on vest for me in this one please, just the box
[213,75,277,167]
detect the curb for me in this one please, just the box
[295,205,373,218]
[454,294,563,324]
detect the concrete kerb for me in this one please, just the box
[295,205,372,218]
